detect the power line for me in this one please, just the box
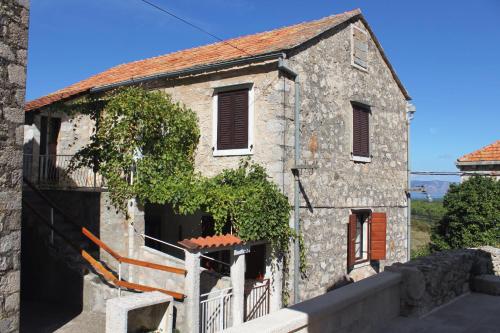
[138,0,252,57]
[412,171,499,176]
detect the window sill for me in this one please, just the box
[351,155,372,163]
[351,63,369,73]
[213,148,253,157]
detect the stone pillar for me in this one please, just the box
[231,246,247,326]
[0,1,29,332]
[184,250,200,333]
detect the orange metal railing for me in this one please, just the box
[23,177,186,300]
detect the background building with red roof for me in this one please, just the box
[456,140,500,181]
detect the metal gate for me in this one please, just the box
[200,287,233,333]
[244,279,270,321]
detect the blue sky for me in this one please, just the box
[26,0,500,178]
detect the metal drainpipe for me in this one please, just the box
[406,102,416,261]
[277,57,301,304]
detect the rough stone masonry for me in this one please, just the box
[0,1,29,332]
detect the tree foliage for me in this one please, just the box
[431,176,500,250]
[71,87,304,275]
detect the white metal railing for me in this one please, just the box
[244,279,270,322]
[23,154,105,189]
[200,287,233,333]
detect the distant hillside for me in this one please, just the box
[411,180,456,199]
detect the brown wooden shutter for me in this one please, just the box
[352,105,369,157]
[347,214,357,269]
[217,89,248,150]
[370,212,387,260]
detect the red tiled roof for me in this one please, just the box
[25,9,410,112]
[178,234,243,250]
[458,140,500,163]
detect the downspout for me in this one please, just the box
[406,102,416,261]
[278,57,301,304]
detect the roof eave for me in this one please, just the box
[456,160,500,166]
[90,51,286,94]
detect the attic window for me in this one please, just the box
[351,24,368,70]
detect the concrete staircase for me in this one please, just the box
[22,187,99,275]
[21,182,132,332]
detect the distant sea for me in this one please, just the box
[410,180,457,200]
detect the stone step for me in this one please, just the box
[83,272,136,314]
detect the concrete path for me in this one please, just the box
[55,311,105,333]
[20,300,104,333]
[377,293,500,333]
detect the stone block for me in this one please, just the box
[0,42,15,61]
[471,275,500,296]
[0,271,20,295]
[106,291,173,333]
[7,64,25,87]
[4,292,19,312]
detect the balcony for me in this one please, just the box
[23,154,106,190]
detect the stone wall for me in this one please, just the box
[285,18,409,301]
[0,1,29,332]
[386,248,497,317]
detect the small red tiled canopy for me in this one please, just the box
[178,234,243,251]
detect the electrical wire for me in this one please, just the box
[412,171,499,176]
[138,0,253,57]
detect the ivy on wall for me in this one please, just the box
[69,87,306,292]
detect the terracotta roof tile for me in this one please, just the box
[178,234,242,250]
[25,9,369,112]
[458,140,500,163]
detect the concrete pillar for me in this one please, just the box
[126,198,145,282]
[269,255,283,313]
[231,246,247,326]
[184,250,201,333]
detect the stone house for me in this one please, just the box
[456,140,500,181]
[22,8,413,332]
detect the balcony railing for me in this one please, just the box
[23,154,106,189]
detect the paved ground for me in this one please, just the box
[377,293,500,333]
[20,301,104,333]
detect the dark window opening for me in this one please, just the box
[201,215,231,275]
[144,203,162,251]
[245,244,266,280]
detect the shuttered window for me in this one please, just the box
[217,89,249,150]
[347,214,358,269]
[347,211,387,269]
[370,212,387,260]
[352,105,370,158]
[352,24,368,69]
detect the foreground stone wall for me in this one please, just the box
[0,1,29,332]
[225,271,402,333]
[386,247,497,317]
[286,17,409,301]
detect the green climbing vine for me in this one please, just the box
[68,87,306,294]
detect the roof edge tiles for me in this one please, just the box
[178,234,243,251]
[26,8,411,113]
[457,140,500,163]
